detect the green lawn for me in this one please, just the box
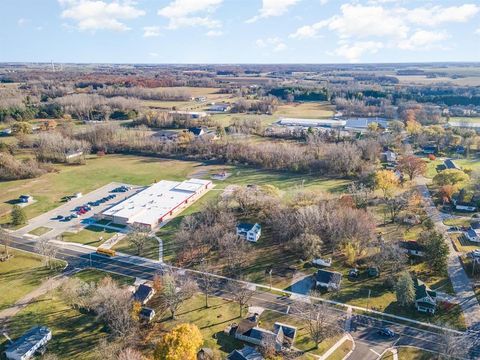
[28,226,52,236]
[61,225,117,247]
[0,269,133,360]
[451,233,480,253]
[152,294,244,357]
[113,236,160,260]
[326,340,353,360]
[259,309,347,357]
[274,102,335,119]
[381,346,437,360]
[443,217,471,227]
[0,250,64,311]
[73,268,134,286]
[424,158,443,179]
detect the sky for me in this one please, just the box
[1,0,479,64]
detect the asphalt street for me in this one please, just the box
[7,235,480,359]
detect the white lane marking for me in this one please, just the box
[370,349,380,356]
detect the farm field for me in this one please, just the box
[274,102,335,119]
[0,250,64,311]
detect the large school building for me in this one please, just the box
[100,178,212,230]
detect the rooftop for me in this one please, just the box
[134,284,154,303]
[315,269,342,285]
[237,223,261,233]
[6,326,51,358]
[102,179,211,226]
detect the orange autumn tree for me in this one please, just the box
[154,323,203,360]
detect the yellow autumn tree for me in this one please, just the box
[154,323,203,360]
[375,169,399,200]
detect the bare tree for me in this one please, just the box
[0,226,12,258]
[91,277,138,339]
[197,260,216,308]
[35,238,58,269]
[116,348,144,360]
[294,293,343,349]
[227,281,255,318]
[158,270,198,319]
[126,226,150,256]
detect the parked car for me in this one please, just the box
[348,268,359,278]
[312,258,332,267]
[377,327,395,337]
[55,215,64,220]
[448,226,459,232]
[367,267,380,277]
[71,213,79,218]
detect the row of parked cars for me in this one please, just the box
[112,185,131,193]
[55,193,118,222]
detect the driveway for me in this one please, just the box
[290,273,314,295]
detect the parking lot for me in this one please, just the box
[13,182,144,241]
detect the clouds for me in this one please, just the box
[158,0,223,30]
[290,2,480,61]
[256,37,287,52]
[143,26,161,38]
[59,0,145,32]
[247,0,301,23]
[332,41,383,62]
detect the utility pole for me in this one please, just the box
[366,289,371,310]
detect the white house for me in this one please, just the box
[5,326,52,360]
[236,223,261,242]
[414,279,437,314]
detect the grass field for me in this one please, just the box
[0,250,63,311]
[61,225,117,247]
[28,226,52,236]
[274,102,335,119]
[449,117,480,124]
[0,269,133,360]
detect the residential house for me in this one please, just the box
[236,223,261,242]
[314,269,342,291]
[5,326,52,360]
[381,150,397,163]
[139,307,155,322]
[227,346,264,360]
[399,241,426,257]
[421,145,437,155]
[414,278,437,314]
[133,284,155,305]
[234,314,296,351]
[208,103,230,112]
[19,195,33,203]
[188,127,206,137]
[444,159,460,170]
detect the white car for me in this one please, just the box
[312,258,332,267]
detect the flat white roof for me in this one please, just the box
[102,179,211,226]
[278,117,347,127]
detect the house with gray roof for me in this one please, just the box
[414,278,437,314]
[236,223,261,242]
[315,269,342,291]
[5,326,52,360]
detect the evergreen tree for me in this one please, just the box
[11,205,27,226]
[395,271,415,307]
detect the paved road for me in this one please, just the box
[8,235,480,359]
[416,178,480,329]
